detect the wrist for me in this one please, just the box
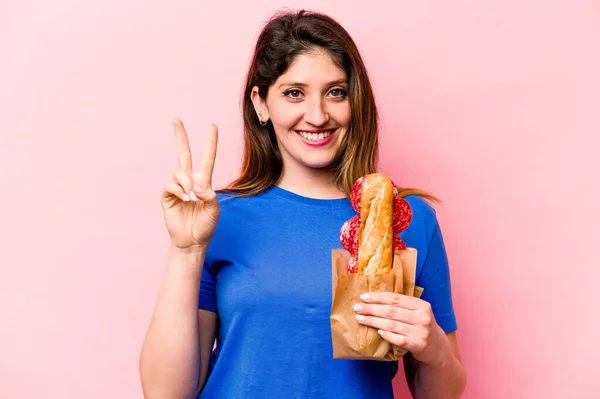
[426,327,455,368]
[167,243,207,276]
[169,242,208,256]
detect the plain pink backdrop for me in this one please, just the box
[1,1,599,398]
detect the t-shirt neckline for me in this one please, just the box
[266,186,352,209]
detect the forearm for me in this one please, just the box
[140,245,206,399]
[413,343,466,399]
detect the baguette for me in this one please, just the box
[356,173,395,276]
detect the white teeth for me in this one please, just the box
[299,130,333,141]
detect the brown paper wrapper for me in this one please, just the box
[330,248,423,361]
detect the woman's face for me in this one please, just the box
[252,49,351,172]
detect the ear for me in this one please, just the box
[250,86,270,123]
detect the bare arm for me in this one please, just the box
[139,246,217,399]
[352,291,466,398]
[404,332,466,399]
[140,120,220,398]
[198,309,217,389]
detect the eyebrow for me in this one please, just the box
[277,79,348,89]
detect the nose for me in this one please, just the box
[303,98,330,126]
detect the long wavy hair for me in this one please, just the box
[221,9,437,202]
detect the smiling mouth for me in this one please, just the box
[296,129,336,142]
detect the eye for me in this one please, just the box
[284,89,303,99]
[329,88,347,98]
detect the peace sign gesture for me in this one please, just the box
[161,119,220,251]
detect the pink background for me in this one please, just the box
[1,1,598,398]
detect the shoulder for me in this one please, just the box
[402,194,439,237]
[204,192,261,263]
[214,190,263,211]
[214,188,280,203]
[215,191,241,207]
[212,191,261,227]
[212,189,286,227]
[398,194,443,273]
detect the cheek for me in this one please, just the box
[333,105,351,142]
[332,102,352,126]
[268,102,303,129]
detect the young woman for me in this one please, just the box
[140,10,466,399]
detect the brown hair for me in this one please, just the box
[221,9,437,202]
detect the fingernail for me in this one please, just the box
[182,194,190,201]
[360,293,371,302]
[378,330,385,336]
[353,304,362,312]
[189,191,199,201]
[355,314,366,321]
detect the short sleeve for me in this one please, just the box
[417,220,457,333]
[198,194,229,314]
[199,259,218,313]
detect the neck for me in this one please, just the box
[277,163,345,200]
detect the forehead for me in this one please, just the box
[275,49,346,86]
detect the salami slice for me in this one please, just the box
[347,256,358,274]
[392,195,412,234]
[340,215,360,255]
[393,235,407,250]
[350,175,367,212]
[340,215,360,274]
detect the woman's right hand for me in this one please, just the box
[161,119,220,252]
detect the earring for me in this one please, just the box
[258,113,268,126]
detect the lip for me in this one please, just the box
[296,128,337,147]
[296,128,333,134]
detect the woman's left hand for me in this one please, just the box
[353,292,450,366]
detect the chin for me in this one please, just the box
[300,156,337,170]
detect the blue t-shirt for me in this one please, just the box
[198,186,457,398]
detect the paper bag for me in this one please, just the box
[330,248,423,361]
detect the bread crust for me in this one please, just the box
[356,173,395,276]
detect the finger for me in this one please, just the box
[193,124,218,189]
[163,181,189,202]
[173,169,195,198]
[192,186,220,224]
[174,118,193,172]
[191,185,216,202]
[354,314,415,337]
[360,292,422,310]
[376,330,420,352]
[353,303,417,324]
